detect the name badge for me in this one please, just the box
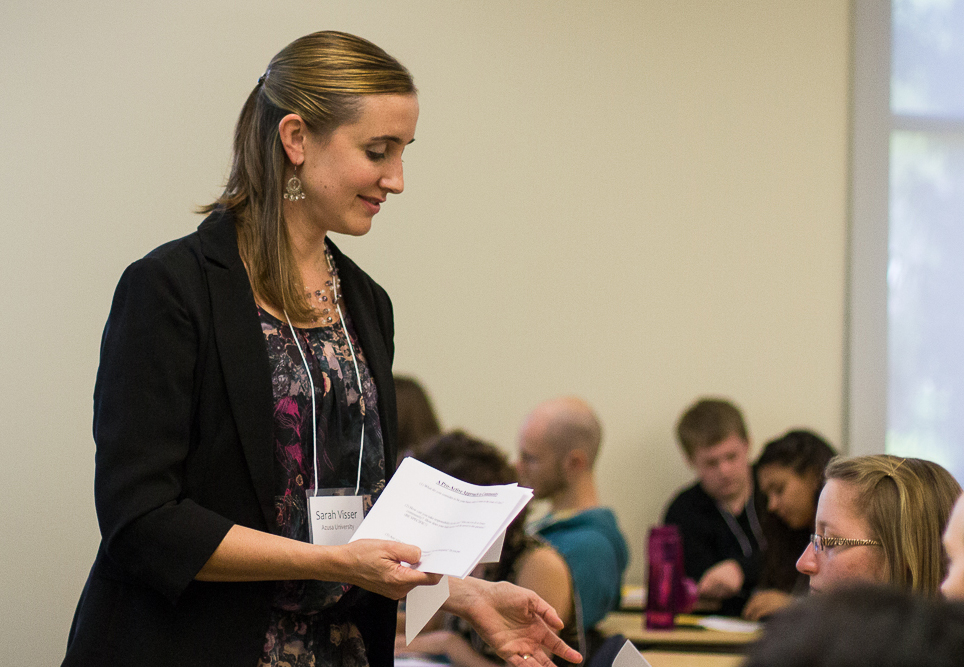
[307,490,365,546]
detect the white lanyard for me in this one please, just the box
[284,263,366,496]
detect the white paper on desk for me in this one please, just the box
[697,616,761,633]
[350,458,532,577]
[613,639,653,667]
[405,575,450,645]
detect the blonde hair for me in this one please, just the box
[201,31,415,321]
[824,454,961,595]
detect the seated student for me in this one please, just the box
[394,374,442,463]
[742,430,836,620]
[397,431,576,667]
[943,492,964,600]
[516,397,630,644]
[796,455,961,595]
[663,398,765,616]
[742,585,964,667]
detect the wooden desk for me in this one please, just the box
[599,611,760,653]
[641,650,744,667]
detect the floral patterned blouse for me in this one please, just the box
[255,306,386,667]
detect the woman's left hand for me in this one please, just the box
[444,577,582,667]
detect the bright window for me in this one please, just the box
[851,0,964,483]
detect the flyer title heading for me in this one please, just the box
[437,480,497,498]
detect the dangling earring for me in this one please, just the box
[284,166,306,201]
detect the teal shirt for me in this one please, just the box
[530,508,630,628]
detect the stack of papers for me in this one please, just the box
[351,457,532,577]
[350,457,534,643]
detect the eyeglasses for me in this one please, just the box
[810,533,882,552]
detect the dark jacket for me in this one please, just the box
[64,209,399,667]
[663,482,765,616]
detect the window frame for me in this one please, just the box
[849,0,964,460]
[847,0,891,456]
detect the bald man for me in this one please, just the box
[516,397,630,635]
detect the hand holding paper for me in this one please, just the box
[352,458,534,644]
[338,539,441,600]
[351,458,532,578]
[356,458,580,665]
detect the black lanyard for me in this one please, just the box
[715,485,766,558]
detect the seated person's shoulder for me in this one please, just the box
[514,543,577,643]
[539,509,627,563]
[516,544,571,590]
[518,541,567,568]
[664,481,714,520]
[538,508,615,537]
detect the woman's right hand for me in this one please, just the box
[331,539,442,599]
[198,526,439,598]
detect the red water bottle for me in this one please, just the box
[645,525,682,629]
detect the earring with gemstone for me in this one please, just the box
[284,166,306,201]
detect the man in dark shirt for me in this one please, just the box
[663,398,765,616]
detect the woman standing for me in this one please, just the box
[63,31,579,667]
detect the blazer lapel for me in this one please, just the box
[198,212,277,530]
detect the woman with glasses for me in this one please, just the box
[796,455,960,595]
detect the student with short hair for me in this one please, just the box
[663,398,765,616]
[517,397,630,646]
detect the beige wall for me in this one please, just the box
[0,1,851,662]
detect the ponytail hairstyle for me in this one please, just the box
[824,455,961,595]
[201,31,415,322]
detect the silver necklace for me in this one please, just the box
[305,245,341,324]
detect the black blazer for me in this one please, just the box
[64,209,400,667]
